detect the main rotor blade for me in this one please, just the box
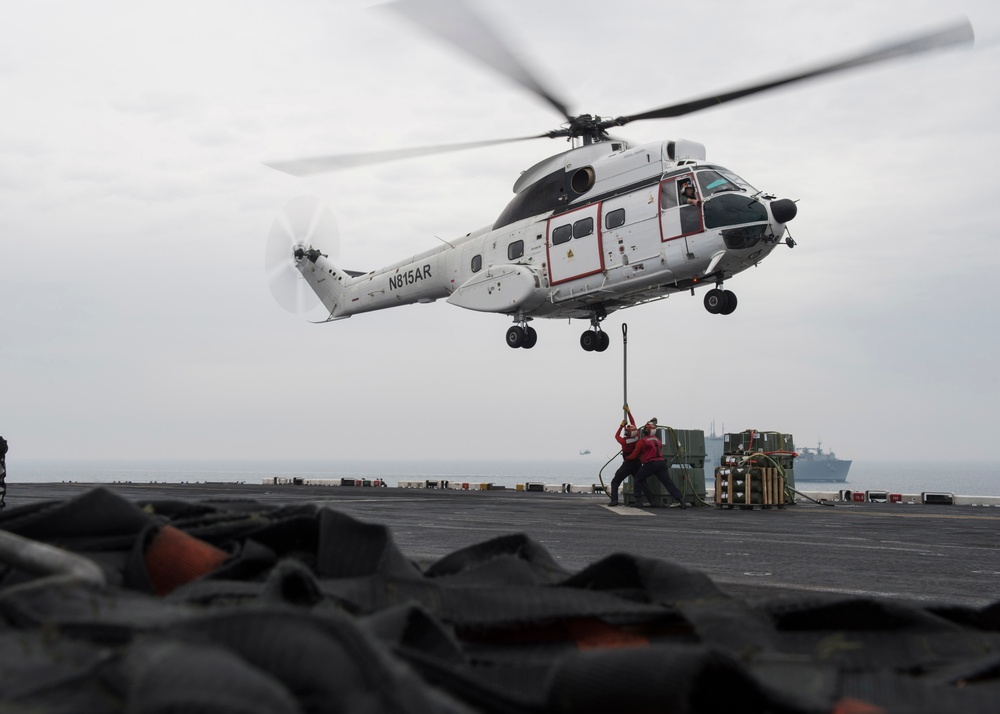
[265,134,546,176]
[383,0,573,121]
[615,19,974,125]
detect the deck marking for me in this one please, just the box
[800,509,1000,522]
[600,505,654,516]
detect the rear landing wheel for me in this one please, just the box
[506,325,525,348]
[704,288,725,314]
[580,329,609,352]
[705,288,738,315]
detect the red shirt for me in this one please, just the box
[615,413,638,458]
[615,428,640,459]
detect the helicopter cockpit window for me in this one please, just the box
[703,194,768,229]
[697,168,755,196]
[573,217,594,239]
[508,240,524,260]
[703,194,769,249]
[695,170,742,197]
[605,208,625,229]
[552,224,572,245]
[471,254,482,273]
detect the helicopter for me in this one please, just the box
[265,0,973,352]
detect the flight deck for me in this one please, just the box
[7,481,998,607]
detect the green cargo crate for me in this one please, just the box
[657,428,706,466]
[724,430,794,455]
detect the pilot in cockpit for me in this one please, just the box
[680,181,701,208]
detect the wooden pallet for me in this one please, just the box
[715,467,786,510]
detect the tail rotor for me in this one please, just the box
[265,195,340,313]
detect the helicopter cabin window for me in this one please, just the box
[508,240,524,260]
[573,217,594,239]
[659,175,703,240]
[660,182,679,210]
[471,254,482,273]
[552,224,572,245]
[605,208,625,230]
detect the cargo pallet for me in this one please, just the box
[715,466,787,510]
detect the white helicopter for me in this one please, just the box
[265,0,973,352]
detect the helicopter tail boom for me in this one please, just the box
[297,255,357,321]
[301,249,455,321]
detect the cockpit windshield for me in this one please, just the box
[696,168,755,197]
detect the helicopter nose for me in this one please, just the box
[770,198,797,224]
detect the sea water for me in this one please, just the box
[8,456,1000,496]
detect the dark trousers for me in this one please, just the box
[634,460,683,505]
[610,458,641,503]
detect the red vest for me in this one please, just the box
[637,435,664,464]
[615,429,640,458]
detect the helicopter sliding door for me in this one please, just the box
[659,175,703,241]
[546,203,604,285]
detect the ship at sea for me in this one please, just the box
[704,425,851,483]
[794,441,851,482]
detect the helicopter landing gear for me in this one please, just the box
[522,326,537,349]
[506,318,537,349]
[580,307,610,352]
[704,287,738,315]
[580,329,610,352]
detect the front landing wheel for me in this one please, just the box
[720,290,738,315]
[522,326,538,349]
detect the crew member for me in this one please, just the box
[680,181,701,207]
[607,407,639,506]
[633,421,686,508]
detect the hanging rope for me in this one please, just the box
[622,323,628,422]
[597,324,629,496]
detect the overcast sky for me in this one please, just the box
[2,0,998,464]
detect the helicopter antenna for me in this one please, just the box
[433,235,456,249]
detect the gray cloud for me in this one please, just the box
[1,0,998,463]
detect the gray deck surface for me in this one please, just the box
[7,482,1000,607]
